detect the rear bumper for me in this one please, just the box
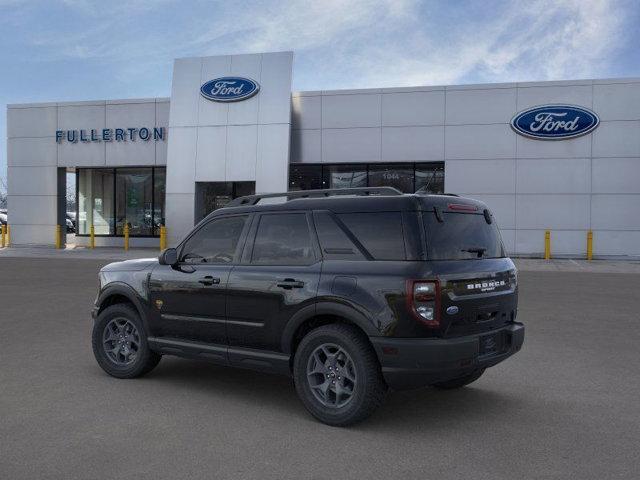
[370,323,524,390]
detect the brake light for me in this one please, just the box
[407,280,440,327]
[448,203,478,212]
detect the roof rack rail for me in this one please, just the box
[414,187,458,197]
[226,187,403,207]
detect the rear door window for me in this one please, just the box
[313,212,366,261]
[251,213,316,265]
[337,212,406,260]
[423,211,505,260]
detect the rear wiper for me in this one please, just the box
[461,247,486,258]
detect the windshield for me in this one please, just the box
[423,211,505,260]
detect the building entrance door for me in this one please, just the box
[195,182,255,222]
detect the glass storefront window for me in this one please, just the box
[116,169,153,236]
[195,182,256,222]
[289,164,322,191]
[154,169,166,233]
[78,169,114,235]
[287,162,445,194]
[368,163,414,193]
[77,167,165,237]
[324,164,367,189]
[415,163,445,194]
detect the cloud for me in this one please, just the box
[471,0,626,81]
[334,0,627,87]
[9,0,635,89]
[0,0,634,187]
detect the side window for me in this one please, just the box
[313,211,366,261]
[337,212,406,260]
[180,215,248,264]
[251,213,315,266]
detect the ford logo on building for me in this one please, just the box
[200,77,260,102]
[511,105,599,140]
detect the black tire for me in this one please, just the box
[431,369,485,390]
[92,303,161,379]
[293,324,387,427]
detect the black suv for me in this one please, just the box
[91,188,524,426]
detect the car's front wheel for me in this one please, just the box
[92,303,161,379]
[293,324,387,426]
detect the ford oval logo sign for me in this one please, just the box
[200,77,260,102]
[511,104,599,140]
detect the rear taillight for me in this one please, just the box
[407,280,440,327]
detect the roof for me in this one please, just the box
[205,191,488,220]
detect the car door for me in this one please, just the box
[148,214,251,346]
[226,211,321,353]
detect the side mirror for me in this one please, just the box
[159,247,178,266]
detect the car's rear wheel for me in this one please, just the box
[431,369,485,390]
[293,324,387,426]
[92,303,161,379]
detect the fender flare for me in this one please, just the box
[280,301,378,354]
[95,282,150,332]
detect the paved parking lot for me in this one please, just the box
[1,256,639,479]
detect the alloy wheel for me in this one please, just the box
[306,343,357,408]
[102,318,141,366]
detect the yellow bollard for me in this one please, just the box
[1,224,6,248]
[6,224,10,246]
[124,224,129,251]
[90,224,95,249]
[544,230,551,260]
[55,225,62,249]
[587,230,593,261]
[159,226,167,250]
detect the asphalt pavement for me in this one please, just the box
[1,256,639,479]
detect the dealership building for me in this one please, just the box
[6,51,640,257]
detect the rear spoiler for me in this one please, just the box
[431,205,493,224]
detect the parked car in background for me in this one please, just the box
[0,210,74,233]
[91,187,524,426]
[66,212,76,233]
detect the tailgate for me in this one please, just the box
[433,259,518,337]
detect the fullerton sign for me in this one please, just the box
[510,105,599,140]
[55,127,165,143]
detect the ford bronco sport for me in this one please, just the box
[91,187,524,426]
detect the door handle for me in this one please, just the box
[277,278,304,289]
[198,276,220,286]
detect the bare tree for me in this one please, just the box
[66,178,76,212]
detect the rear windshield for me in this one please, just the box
[423,211,505,260]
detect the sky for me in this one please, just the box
[1,0,639,189]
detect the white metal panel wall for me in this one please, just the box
[6,98,169,246]
[291,78,640,258]
[165,52,293,246]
